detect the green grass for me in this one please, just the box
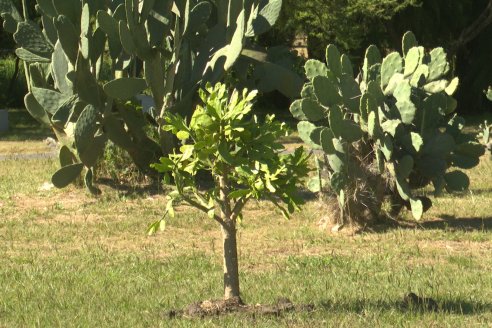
[0,108,53,142]
[0,154,491,327]
[0,56,26,109]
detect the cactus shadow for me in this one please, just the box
[97,177,162,196]
[419,215,492,232]
[365,215,492,233]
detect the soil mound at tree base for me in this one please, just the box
[168,297,315,318]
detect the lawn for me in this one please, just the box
[0,116,492,327]
[0,109,55,156]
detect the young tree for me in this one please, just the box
[150,82,310,301]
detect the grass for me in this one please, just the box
[0,56,26,109]
[0,111,491,326]
[0,153,491,327]
[0,109,54,154]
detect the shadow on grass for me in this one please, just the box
[365,215,492,233]
[420,215,492,231]
[97,177,162,197]
[318,298,492,315]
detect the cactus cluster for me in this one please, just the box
[291,32,484,222]
[1,0,301,193]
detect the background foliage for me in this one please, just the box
[262,0,492,114]
[1,0,491,113]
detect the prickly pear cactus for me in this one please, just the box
[291,32,484,223]
[1,0,301,194]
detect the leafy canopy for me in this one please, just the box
[149,83,310,232]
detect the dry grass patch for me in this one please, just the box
[0,140,54,154]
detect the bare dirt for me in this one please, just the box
[168,297,314,318]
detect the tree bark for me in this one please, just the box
[218,174,241,301]
[221,221,240,300]
[456,0,492,48]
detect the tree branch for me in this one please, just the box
[456,0,492,48]
[181,194,225,226]
[231,196,249,222]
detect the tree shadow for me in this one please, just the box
[318,298,492,315]
[97,177,163,197]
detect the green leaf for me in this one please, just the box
[325,44,342,77]
[339,74,361,113]
[396,155,414,179]
[381,119,401,137]
[381,134,393,160]
[1,13,18,34]
[248,0,282,36]
[300,98,326,121]
[208,10,245,71]
[307,177,325,193]
[410,132,423,152]
[327,153,345,173]
[229,189,250,199]
[454,142,485,158]
[330,172,347,193]
[85,167,102,196]
[402,31,418,57]
[313,75,342,107]
[444,171,470,192]
[146,221,158,235]
[395,175,412,201]
[320,128,335,154]
[24,93,50,125]
[152,157,173,172]
[395,100,417,125]
[404,46,424,77]
[158,219,166,231]
[340,121,363,143]
[297,121,320,148]
[305,59,329,80]
[381,52,403,88]
[218,143,235,165]
[31,87,70,115]
[54,15,79,64]
[13,21,53,59]
[166,199,175,218]
[59,145,75,167]
[176,130,190,140]
[427,47,449,81]
[445,77,459,96]
[103,78,148,100]
[340,54,353,77]
[410,198,423,220]
[328,105,344,138]
[52,163,84,188]
[147,219,166,235]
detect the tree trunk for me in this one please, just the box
[221,222,240,300]
[218,174,241,301]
